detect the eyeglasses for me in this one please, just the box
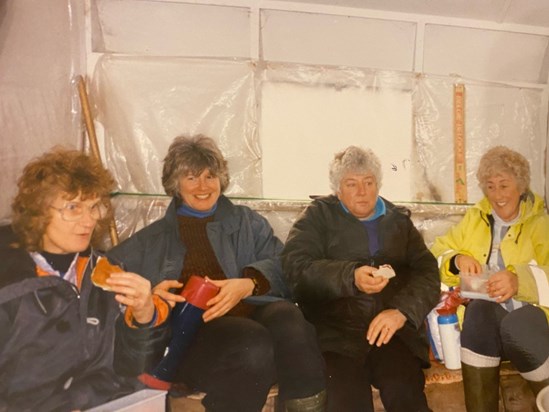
[50,201,108,222]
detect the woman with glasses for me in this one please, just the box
[0,147,170,412]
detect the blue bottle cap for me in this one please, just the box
[437,313,458,324]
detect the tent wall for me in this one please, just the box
[87,0,549,204]
[0,0,84,223]
[1,0,549,225]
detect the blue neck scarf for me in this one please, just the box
[339,196,386,221]
[176,202,218,218]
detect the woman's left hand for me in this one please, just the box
[366,309,407,347]
[486,270,518,303]
[202,277,254,322]
[107,272,155,324]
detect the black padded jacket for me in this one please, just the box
[281,195,440,366]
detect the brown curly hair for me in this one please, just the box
[11,147,116,251]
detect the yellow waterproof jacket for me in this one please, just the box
[431,192,549,321]
[510,263,549,321]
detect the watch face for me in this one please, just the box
[250,276,259,295]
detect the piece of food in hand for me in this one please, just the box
[373,264,396,279]
[91,256,123,291]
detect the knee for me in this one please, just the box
[238,327,275,373]
[499,307,546,356]
[260,301,312,332]
[462,300,500,339]
[261,301,302,321]
[499,311,521,344]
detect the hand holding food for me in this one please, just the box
[373,264,396,279]
[91,256,123,290]
[92,256,155,324]
[354,265,389,294]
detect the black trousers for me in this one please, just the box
[461,300,549,373]
[175,300,326,412]
[324,337,430,412]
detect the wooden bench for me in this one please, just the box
[166,361,536,412]
[113,196,538,411]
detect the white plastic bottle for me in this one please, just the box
[437,313,461,370]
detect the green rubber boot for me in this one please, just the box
[461,363,500,412]
[285,390,326,412]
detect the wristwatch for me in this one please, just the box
[249,276,260,296]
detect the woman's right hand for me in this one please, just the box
[455,255,483,275]
[152,279,185,308]
[354,265,388,294]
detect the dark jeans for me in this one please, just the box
[461,300,549,372]
[176,300,326,412]
[324,337,430,412]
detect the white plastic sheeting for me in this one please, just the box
[0,0,84,224]
[2,0,547,237]
[92,56,260,197]
[109,194,467,249]
[415,78,546,203]
[91,55,546,205]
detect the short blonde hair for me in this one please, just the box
[476,146,530,194]
[329,146,382,193]
[162,135,230,198]
[12,147,115,251]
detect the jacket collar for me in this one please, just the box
[475,190,544,224]
[318,194,408,218]
[166,195,239,234]
[0,225,36,288]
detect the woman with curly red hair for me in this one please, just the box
[0,147,170,411]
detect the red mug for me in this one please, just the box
[180,275,220,310]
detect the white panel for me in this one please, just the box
[500,0,549,28]
[260,82,413,201]
[94,0,250,57]
[424,25,549,83]
[266,0,510,23]
[261,10,416,71]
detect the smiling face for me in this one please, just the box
[42,193,100,254]
[337,172,379,219]
[484,172,522,222]
[178,169,221,212]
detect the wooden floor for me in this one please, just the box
[389,361,537,412]
[169,361,538,412]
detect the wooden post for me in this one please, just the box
[453,84,467,204]
[76,75,120,246]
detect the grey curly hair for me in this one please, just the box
[162,135,230,198]
[329,146,382,193]
[476,145,530,195]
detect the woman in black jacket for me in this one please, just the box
[281,145,440,412]
[0,148,169,412]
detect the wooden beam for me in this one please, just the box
[454,83,467,204]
